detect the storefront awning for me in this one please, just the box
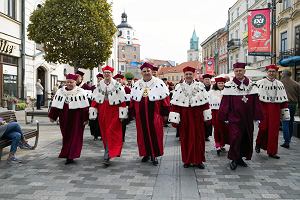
[278,56,300,67]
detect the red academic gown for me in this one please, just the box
[172,103,209,165]
[48,87,89,159]
[212,109,229,148]
[256,102,287,155]
[255,78,289,156]
[218,77,263,161]
[91,100,125,158]
[130,77,170,158]
[131,97,170,157]
[90,79,127,159]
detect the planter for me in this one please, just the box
[1,100,7,108]
[7,103,16,110]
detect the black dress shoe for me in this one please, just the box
[217,149,221,156]
[152,157,158,166]
[183,163,190,168]
[141,156,150,162]
[280,143,290,149]
[237,159,248,167]
[268,154,280,159]
[102,159,110,167]
[230,160,237,170]
[197,163,205,169]
[255,145,260,153]
[65,159,74,165]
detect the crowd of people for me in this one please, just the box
[2,62,298,167]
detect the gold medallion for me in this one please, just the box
[143,87,149,97]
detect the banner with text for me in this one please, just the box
[205,58,215,75]
[248,8,271,56]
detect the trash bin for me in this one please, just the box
[293,121,300,138]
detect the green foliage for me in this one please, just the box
[28,0,117,69]
[16,103,27,111]
[124,72,134,80]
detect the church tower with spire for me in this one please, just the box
[187,29,201,62]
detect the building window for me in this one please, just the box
[127,30,130,35]
[246,0,249,9]
[231,12,234,22]
[281,31,288,52]
[237,7,239,17]
[1,55,18,65]
[7,0,16,19]
[50,75,58,91]
[283,0,291,10]
[127,41,130,45]
[121,65,125,71]
[133,47,136,51]
[235,54,239,62]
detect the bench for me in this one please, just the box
[25,110,48,124]
[0,111,39,160]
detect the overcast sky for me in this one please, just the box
[111,0,237,63]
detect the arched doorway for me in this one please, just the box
[37,66,46,107]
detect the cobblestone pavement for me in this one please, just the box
[0,111,299,200]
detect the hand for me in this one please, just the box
[83,121,88,126]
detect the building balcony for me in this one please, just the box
[279,48,300,60]
[227,39,241,50]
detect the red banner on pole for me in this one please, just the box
[205,58,215,75]
[248,8,271,56]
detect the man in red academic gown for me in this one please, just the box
[48,74,90,164]
[218,62,263,170]
[89,66,127,166]
[169,66,211,169]
[130,62,170,166]
[255,64,290,159]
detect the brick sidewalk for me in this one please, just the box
[0,110,299,199]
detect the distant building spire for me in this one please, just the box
[190,29,199,51]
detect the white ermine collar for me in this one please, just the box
[130,77,169,102]
[51,86,90,109]
[256,78,288,103]
[170,81,209,107]
[222,79,259,96]
[92,79,126,105]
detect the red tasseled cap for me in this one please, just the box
[140,62,154,70]
[202,74,213,79]
[215,77,227,83]
[96,73,103,78]
[233,62,246,69]
[183,66,196,73]
[66,73,79,81]
[113,74,124,79]
[265,64,279,71]
[102,65,114,73]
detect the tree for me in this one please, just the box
[28,0,117,70]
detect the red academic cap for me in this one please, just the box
[265,64,279,71]
[140,62,154,70]
[215,77,227,83]
[233,62,246,69]
[202,74,213,79]
[113,74,124,79]
[66,73,79,81]
[76,70,85,76]
[152,66,159,71]
[102,65,114,73]
[96,73,103,78]
[183,66,196,73]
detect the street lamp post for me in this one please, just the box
[270,0,282,64]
